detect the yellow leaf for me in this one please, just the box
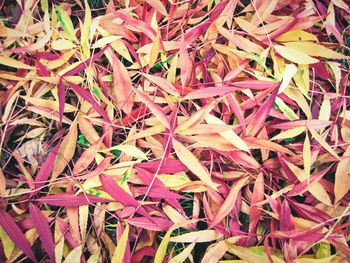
[0,226,15,259]
[176,101,217,133]
[163,205,189,225]
[46,50,75,70]
[169,243,195,263]
[319,97,331,122]
[278,64,298,94]
[63,246,82,263]
[79,205,89,241]
[275,30,318,42]
[271,126,305,141]
[167,54,178,83]
[205,114,250,152]
[234,17,257,35]
[292,64,310,97]
[158,173,191,189]
[52,39,76,50]
[226,244,285,263]
[283,87,312,119]
[0,169,5,197]
[316,242,331,259]
[172,138,220,190]
[149,29,160,67]
[283,42,349,59]
[91,36,123,49]
[331,0,348,10]
[111,223,129,263]
[56,5,77,42]
[87,252,100,263]
[274,45,319,64]
[326,62,341,92]
[24,127,46,139]
[295,255,336,263]
[2,91,20,123]
[0,56,34,69]
[334,146,350,204]
[275,97,299,121]
[54,223,64,263]
[81,0,91,58]
[154,219,198,263]
[201,240,228,263]
[22,96,77,113]
[170,230,223,243]
[110,40,133,62]
[308,128,339,160]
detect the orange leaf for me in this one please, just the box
[211,177,249,226]
[73,136,104,175]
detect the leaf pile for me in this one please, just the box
[0,0,350,262]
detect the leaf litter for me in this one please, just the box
[0,0,349,262]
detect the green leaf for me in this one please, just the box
[55,5,77,41]
[78,133,89,147]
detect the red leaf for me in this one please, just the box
[29,203,55,259]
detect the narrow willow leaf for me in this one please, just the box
[111,223,129,263]
[274,45,319,64]
[334,146,350,203]
[271,126,305,140]
[172,138,219,189]
[169,242,195,263]
[205,114,249,152]
[303,133,311,182]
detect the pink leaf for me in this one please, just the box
[185,86,237,99]
[246,88,278,136]
[135,159,187,174]
[63,46,107,76]
[58,78,65,124]
[0,210,36,262]
[37,193,111,207]
[249,173,264,233]
[106,48,134,114]
[67,81,110,123]
[100,175,151,220]
[31,141,61,195]
[132,86,171,129]
[29,203,55,259]
[125,217,172,231]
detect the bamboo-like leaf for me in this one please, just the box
[111,223,129,263]
[172,138,219,189]
[0,211,36,262]
[29,204,55,260]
